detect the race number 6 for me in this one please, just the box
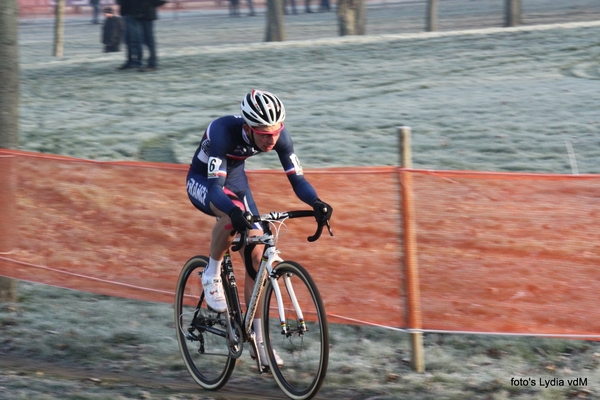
[208,157,222,178]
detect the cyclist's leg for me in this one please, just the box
[221,169,265,306]
[187,169,244,270]
[208,202,236,261]
[186,170,233,311]
[237,187,264,316]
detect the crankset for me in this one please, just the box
[225,317,243,358]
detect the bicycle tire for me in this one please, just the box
[262,261,329,400]
[174,255,236,390]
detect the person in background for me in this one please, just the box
[102,7,122,53]
[136,0,166,72]
[228,0,253,17]
[90,0,101,24]
[319,0,330,12]
[245,0,255,16]
[116,0,142,70]
[229,0,240,17]
[305,0,313,13]
[285,0,297,15]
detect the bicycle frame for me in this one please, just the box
[223,215,315,370]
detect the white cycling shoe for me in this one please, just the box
[201,275,227,313]
[250,342,283,368]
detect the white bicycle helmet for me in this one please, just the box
[240,89,286,127]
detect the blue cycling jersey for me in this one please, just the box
[189,114,318,215]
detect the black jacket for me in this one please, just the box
[136,0,165,20]
[116,0,137,16]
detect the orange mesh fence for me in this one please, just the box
[0,150,404,327]
[408,170,600,336]
[1,149,600,336]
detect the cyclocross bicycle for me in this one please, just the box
[175,210,332,400]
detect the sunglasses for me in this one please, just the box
[249,123,284,136]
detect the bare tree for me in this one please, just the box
[0,0,20,302]
[265,0,285,42]
[426,0,438,32]
[505,0,521,27]
[337,0,365,36]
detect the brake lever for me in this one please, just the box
[325,219,334,236]
[231,229,247,252]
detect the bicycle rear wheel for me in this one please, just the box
[174,255,235,390]
[262,261,329,400]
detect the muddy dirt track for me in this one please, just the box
[0,357,289,399]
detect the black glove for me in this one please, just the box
[229,207,253,232]
[312,198,333,223]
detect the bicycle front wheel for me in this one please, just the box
[174,255,235,391]
[262,261,329,400]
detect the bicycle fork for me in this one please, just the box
[249,248,308,339]
[244,246,311,372]
[282,272,308,334]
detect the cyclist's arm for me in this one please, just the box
[204,122,238,215]
[206,156,238,215]
[276,131,318,205]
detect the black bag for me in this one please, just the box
[152,0,167,6]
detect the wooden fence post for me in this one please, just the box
[398,126,425,373]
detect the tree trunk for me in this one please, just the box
[337,0,366,36]
[426,0,438,32]
[505,0,521,27]
[53,0,65,56]
[265,0,285,42]
[0,0,20,303]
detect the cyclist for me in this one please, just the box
[186,89,333,367]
